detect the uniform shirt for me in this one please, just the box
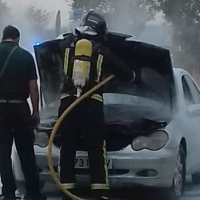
[0,41,38,100]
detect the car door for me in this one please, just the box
[182,74,200,173]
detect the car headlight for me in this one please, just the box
[131,131,169,151]
[34,131,49,148]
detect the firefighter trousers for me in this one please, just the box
[0,101,40,197]
[58,96,109,199]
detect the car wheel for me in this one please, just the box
[192,173,200,184]
[159,145,186,200]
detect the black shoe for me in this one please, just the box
[23,192,46,200]
[99,197,109,200]
[2,194,21,200]
[39,180,45,191]
[95,197,109,200]
[62,195,72,200]
[61,189,75,200]
[62,192,74,200]
[94,196,109,200]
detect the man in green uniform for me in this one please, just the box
[0,25,46,200]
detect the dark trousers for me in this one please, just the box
[0,101,40,196]
[58,97,109,198]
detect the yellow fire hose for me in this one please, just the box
[47,75,115,200]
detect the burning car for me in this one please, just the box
[12,32,200,200]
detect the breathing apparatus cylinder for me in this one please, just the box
[72,39,93,97]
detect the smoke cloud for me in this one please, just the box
[1,0,70,52]
[105,0,154,37]
[0,0,172,113]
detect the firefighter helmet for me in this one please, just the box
[75,11,108,38]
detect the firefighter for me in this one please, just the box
[58,11,140,200]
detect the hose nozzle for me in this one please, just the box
[77,87,82,98]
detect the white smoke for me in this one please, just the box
[3,0,70,51]
[104,0,155,37]
[1,0,170,112]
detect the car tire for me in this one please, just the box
[159,145,186,200]
[192,173,200,184]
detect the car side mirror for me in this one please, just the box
[187,104,200,117]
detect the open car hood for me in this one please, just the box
[34,31,175,111]
[34,32,175,150]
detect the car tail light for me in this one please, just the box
[131,131,169,151]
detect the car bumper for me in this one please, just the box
[75,146,178,188]
[13,145,178,188]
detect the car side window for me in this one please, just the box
[184,75,200,104]
[182,76,195,106]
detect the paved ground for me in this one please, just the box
[42,177,200,200]
[0,177,199,200]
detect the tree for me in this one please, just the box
[69,0,200,75]
[24,6,50,39]
[0,0,11,31]
[107,0,156,37]
[71,0,110,12]
[155,0,200,74]
[20,6,52,50]
[68,0,156,37]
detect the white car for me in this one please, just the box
[12,67,200,200]
[12,33,200,200]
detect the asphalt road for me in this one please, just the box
[41,177,200,200]
[0,177,199,200]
